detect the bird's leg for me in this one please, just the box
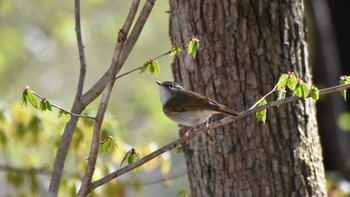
[204,118,211,135]
[181,127,192,144]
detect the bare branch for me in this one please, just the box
[122,0,141,36]
[74,0,87,99]
[82,0,156,106]
[90,83,350,190]
[49,0,89,195]
[119,0,157,69]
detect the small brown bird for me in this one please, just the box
[156,81,239,126]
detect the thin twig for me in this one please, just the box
[90,82,350,190]
[30,90,95,120]
[115,40,189,81]
[249,76,288,109]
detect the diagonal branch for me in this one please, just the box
[77,1,158,196]
[77,30,127,197]
[81,0,155,107]
[89,83,350,191]
[119,0,157,66]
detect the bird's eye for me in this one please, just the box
[167,84,177,90]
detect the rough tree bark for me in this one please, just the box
[170,0,326,196]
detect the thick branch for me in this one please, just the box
[90,83,350,190]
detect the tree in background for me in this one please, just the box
[169,0,326,196]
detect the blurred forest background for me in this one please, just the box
[0,0,350,196]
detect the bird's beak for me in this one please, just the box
[156,81,162,86]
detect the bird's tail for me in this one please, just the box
[218,107,240,116]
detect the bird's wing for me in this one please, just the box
[164,89,225,113]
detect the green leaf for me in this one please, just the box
[58,110,70,121]
[129,150,141,172]
[22,90,28,107]
[294,81,309,98]
[286,73,297,91]
[187,37,200,58]
[128,153,136,164]
[101,134,118,154]
[58,110,64,118]
[121,151,131,167]
[45,100,52,111]
[40,100,46,111]
[187,40,193,56]
[170,47,182,56]
[310,86,319,100]
[294,84,302,97]
[277,88,286,100]
[109,135,118,148]
[151,60,160,77]
[339,75,350,101]
[63,113,71,121]
[140,62,150,74]
[101,139,112,154]
[341,89,347,101]
[140,59,160,77]
[255,98,267,124]
[277,74,288,90]
[26,90,38,109]
[301,83,309,98]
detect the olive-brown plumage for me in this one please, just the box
[156,81,239,126]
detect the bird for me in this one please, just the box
[156,81,239,127]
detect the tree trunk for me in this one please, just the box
[169,0,326,196]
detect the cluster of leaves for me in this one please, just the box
[277,72,319,100]
[3,103,175,196]
[140,35,199,77]
[100,132,118,154]
[140,58,161,77]
[22,86,51,112]
[340,75,350,101]
[255,72,320,124]
[22,86,72,121]
[121,148,141,172]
